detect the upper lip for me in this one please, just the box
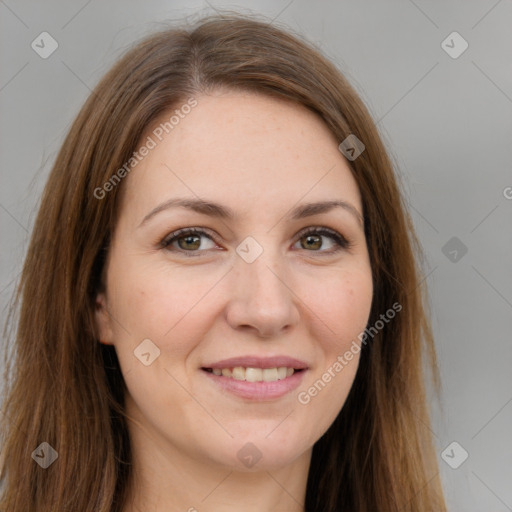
[202,355,309,370]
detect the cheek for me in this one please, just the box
[107,261,217,357]
[111,262,194,330]
[308,267,373,347]
[292,269,372,441]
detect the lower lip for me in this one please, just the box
[201,369,307,400]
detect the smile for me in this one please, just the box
[201,367,307,400]
[203,366,300,382]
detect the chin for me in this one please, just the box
[207,432,309,472]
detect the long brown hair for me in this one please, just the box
[0,12,446,511]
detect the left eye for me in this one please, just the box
[160,227,350,256]
[293,227,349,253]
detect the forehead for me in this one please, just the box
[120,91,362,223]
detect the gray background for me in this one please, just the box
[1,1,511,510]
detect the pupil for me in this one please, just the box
[304,235,321,250]
[180,235,200,250]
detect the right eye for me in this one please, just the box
[160,227,220,256]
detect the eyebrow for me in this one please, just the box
[138,197,364,228]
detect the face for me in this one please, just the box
[95,90,373,473]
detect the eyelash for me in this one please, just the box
[160,226,352,257]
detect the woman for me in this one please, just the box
[0,12,447,511]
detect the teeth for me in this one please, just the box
[209,366,297,382]
[263,368,278,381]
[245,367,263,382]
[232,367,245,380]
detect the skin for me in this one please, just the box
[95,90,374,512]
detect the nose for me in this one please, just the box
[224,245,301,338]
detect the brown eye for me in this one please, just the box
[177,234,201,250]
[300,234,322,250]
[161,228,217,255]
[294,227,351,254]
[160,226,351,258]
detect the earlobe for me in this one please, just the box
[95,292,114,345]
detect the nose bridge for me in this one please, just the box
[226,236,300,336]
[238,238,290,303]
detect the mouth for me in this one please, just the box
[201,366,304,382]
[200,355,309,400]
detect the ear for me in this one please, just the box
[95,292,115,345]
